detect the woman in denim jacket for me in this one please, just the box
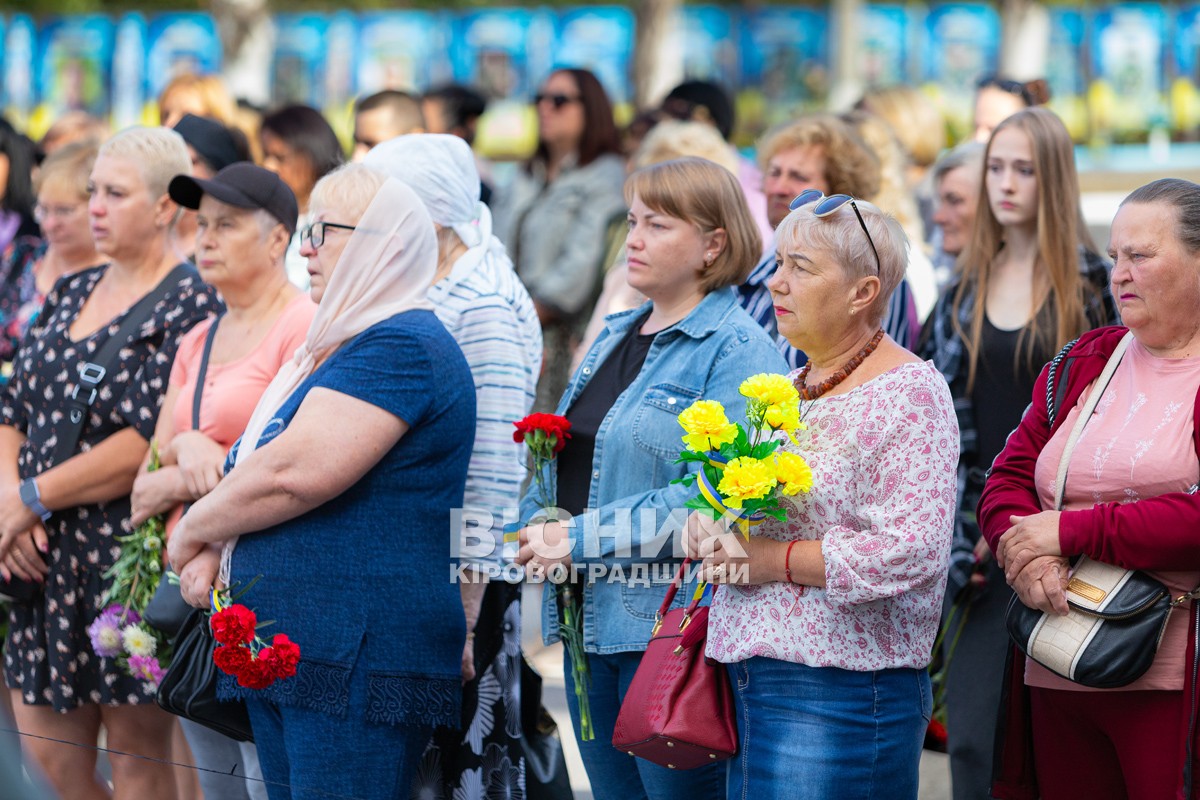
[515,157,787,800]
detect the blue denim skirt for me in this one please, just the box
[726,657,931,800]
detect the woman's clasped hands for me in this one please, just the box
[995,510,1069,616]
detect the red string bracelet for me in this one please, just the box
[785,540,798,584]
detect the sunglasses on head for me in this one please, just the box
[789,189,882,275]
[534,92,581,110]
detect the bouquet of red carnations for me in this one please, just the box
[209,590,301,690]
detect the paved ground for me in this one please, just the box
[521,585,952,800]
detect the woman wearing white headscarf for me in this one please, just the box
[166,165,477,800]
[364,135,540,798]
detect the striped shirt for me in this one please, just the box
[429,246,543,569]
[737,249,919,371]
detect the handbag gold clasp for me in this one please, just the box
[651,614,663,637]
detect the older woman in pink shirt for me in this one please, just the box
[686,191,958,800]
[129,163,315,800]
[982,179,1200,799]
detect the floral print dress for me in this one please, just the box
[2,264,217,710]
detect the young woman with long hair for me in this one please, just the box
[920,105,1115,800]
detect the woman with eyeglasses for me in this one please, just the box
[166,164,476,800]
[918,106,1113,800]
[685,189,959,799]
[493,68,625,412]
[0,141,105,379]
[515,157,787,800]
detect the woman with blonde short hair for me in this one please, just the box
[0,126,217,799]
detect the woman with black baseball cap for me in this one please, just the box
[131,162,315,800]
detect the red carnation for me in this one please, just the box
[212,643,253,676]
[513,413,572,453]
[211,604,257,646]
[235,657,275,690]
[270,634,301,679]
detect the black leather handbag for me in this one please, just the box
[156,608,254,742]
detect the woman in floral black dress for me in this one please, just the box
[0,127,217,800]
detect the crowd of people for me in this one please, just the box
[0,65,1192,800]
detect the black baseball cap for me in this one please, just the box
[173,113,243,173]
[168,163,298,235]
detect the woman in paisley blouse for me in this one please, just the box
[0,127,216,800]
[686,191,959,800]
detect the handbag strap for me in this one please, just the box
[59,263,197,465]
[1053,331,1134,511]
[190,316,222,430]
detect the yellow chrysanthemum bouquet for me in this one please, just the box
[675,374,814,534]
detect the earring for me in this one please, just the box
[849,308,857,315]
[704,253,715,265]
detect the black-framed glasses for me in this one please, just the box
[533,92,581,110]
[299,221,357,249]
[788,189,882,275]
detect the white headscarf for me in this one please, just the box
[219,175,437,582]
[363,133,509,275]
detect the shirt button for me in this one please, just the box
[593,470,600,479]
[667,397,677,405]
[583,367,591,375]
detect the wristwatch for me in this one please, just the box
[18,478,52,522]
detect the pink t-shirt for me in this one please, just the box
[1030,338,1200,691]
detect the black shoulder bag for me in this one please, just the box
[143,316,222,636]
[0,264,196,603]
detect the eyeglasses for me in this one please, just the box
[788,189,882,275]
[34,203,83,223]
[533,93,581,110]
[299,221,356,249]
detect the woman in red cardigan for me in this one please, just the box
[979,178,1200,799]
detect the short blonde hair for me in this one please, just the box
[776,199,908,326]
[309,163,387,224]
[35,139,99,200]
[624,156,762,293]
[99,127,191,199]
[757,114,881,201]
[632,120,738,174]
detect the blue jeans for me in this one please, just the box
[727,658,931,800]
[563,650,726,800]
[246,656,433,800]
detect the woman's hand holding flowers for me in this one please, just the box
[166,514,205,575]
[514,520,572,578]
[129,467,185,528]
[686,511,777,585]
[179,544,222,608]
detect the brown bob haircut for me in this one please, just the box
[624,156,762,293]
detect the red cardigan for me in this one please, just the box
[978,325,1200,799]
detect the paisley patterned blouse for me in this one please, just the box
[706,361,960,671]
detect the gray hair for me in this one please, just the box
[309,163,387,224]
[932,140,985,186]
[776,198,909,325]
[99,126,191,199]
[1120,178,1200,254]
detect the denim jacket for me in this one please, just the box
[518,287,789,653]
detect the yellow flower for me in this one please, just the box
[764,403,805,433]
[775,451,814,496]
[717,456,778,507]
[678,400,739,453]
[740,374,799,407]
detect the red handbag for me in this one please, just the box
[612,559,738,770]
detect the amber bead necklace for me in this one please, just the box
[794,328,885,402]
